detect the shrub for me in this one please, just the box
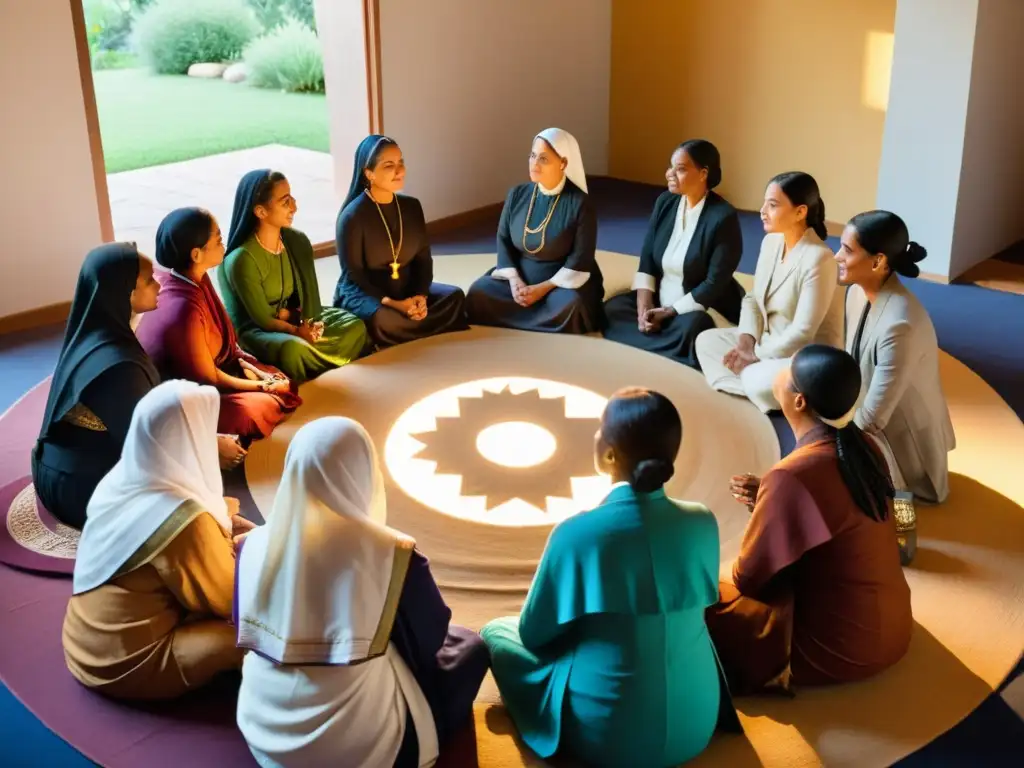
[248,0,317,33]
[92,49,138,71]
[132,0,260,75]
[84,0,132,54]
[244,18,324,93]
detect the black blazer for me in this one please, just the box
[638,190,744,324]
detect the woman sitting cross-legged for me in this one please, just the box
[137,207,301,442]
[707,345,912,693]
[333,135,469,348]
[603,139,744,367]
[465,127,605,334]
[63,380,253,700]
[695,172,844,412]
[836,210,955,504]
[217,169,368,383]
[31,244,246,529]
[236,417,490,768]
[482,388,739,768]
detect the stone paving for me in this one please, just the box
[106,144,337,256]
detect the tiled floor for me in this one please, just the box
[107,144,338,256]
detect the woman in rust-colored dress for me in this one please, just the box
[707,344,912,692]
[137,207,301,442]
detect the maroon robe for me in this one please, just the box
[707,424,912,691]
[137,271,301,439]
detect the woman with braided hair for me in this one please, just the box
[707,345,912,692]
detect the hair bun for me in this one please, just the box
[906,241,927,263]
[630,459,674,493]
[707,166,723,190]
[892,241,926,278]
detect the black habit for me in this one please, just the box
[333,192,468,348]
[465,180,605,334]
[602,190,744,368]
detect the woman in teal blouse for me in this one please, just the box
[482,387,738,767]
[218,169,368,382]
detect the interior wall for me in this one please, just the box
[609,0,896,224]
[314,0,371,206]
[0,0,104,317]
[950,0,1024,277]
[378,0,612,222]
[875,0,979,279]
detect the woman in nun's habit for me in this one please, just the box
[465,127,605,334]
[235,417,489,768]
[333,135,468,349]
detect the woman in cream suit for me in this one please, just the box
[695,172,844,412]
[835,210,955,504]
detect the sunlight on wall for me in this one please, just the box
[863,31,895,111]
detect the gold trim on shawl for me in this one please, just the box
[368,538,415,657]
[113,499,206,578]
[63,403,107,432]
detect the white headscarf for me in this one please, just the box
[536,127,588,193]
[73,380,228,595]
[236,416,413,665]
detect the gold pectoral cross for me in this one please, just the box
[390,262,400,280]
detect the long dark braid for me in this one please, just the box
[791,344,894,521]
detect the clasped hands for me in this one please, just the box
[509,276,554,308]
[384,295,428,321]
[239,359,292,394]
[636,301,676,334]
[276,308,324,343]
[225,496,257,549]
[722,334,758,374]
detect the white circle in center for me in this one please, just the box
[475,421,557,468]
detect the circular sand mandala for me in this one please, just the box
[245,326,780,598]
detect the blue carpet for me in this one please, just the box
[0,176,1020,765]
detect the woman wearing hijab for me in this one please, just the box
[236,417,489,768]
[217,169,368,383]
[137,207,301,442]
[482,388,739,768]
[708,345,912,692]
[602,140,745,367]
[695,172,844,412]
[836,210,955,504]
[333,135,468,348]
[63,381,251,700]
[31,244,163,529]
[465,128,605,334]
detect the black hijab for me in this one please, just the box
[37,244,159,444]
[227,169,273,255]
[341,135,399,212]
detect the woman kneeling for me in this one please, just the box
[708,345,912,692]
[63,381,250,699]
[482,388,737,768]
[236,417,489,767]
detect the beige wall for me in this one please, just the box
[378,0,612,221]
[951,0,1024,277]
[1,0,105,316]
[610,0,896,223]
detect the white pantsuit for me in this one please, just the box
[846,278,955,503]
[695,230,844,412]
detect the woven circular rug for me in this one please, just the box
[0,253,1021,767]
[0,477,78,575]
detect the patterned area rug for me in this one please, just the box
[0,477,77,575]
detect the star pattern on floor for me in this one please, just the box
[410,386,600,512]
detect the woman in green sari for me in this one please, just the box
[218,169,368,382]
[482,387,739,768]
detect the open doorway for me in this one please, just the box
[78,0,377,255]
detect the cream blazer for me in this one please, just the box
[737,230,844,360]
[846,278,956,503]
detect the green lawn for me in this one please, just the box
[93,68,329,173]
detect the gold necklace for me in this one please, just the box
[366,189,403,279]
[522,184,561,255]
[255,231,283,255]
